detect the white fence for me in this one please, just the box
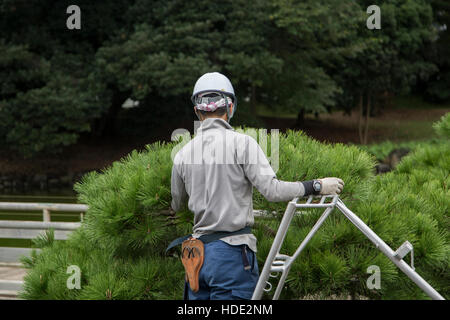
[0,202,272,263]
[0,202,86,263]
[0,202,87,298]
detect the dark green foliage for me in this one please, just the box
[359,141,450,298]
[266,127,449,299]
[1,0,446,156]
[264,0,361,116]
[251,130,375,213]
[0,0,121,157]
[422,0,450,103]
[0,42,106,157]
[75,142,185,257]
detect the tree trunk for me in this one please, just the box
[357,93,364,144]
[251,84,256,115]
[93,89,127,137]
[296,108,305,127]
[363,93,371,145]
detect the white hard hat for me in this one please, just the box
[191,72,237,121]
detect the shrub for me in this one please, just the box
[20,116,449,299]
[433,113,450,139]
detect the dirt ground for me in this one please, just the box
[0,107,448,176]
[262,107,450,144]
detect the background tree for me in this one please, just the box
[0,0,130,156]
[261,0,363,126]
[0,0,446,155]
[420,0,450,103]
[333,0,437,144]
[94,0,283,134]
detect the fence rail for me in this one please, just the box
[0,201,296,298]
[0,202,86,264]
[0,220,81,242]
[0,202,88,222]
[0,201,87,298]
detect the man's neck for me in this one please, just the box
[201,116,228,122]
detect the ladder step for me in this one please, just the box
[394,241,413,259]
[295,203,335,208]
[270,266,285,273]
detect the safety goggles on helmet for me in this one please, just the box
[194,92,233,112]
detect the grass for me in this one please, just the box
[254,95,450,144]
[315,110,447,143]
[0,238,33,248]
[393,94,450,110]
[255,102,298,119]
[361,120,440,142]
[255,95,450,118]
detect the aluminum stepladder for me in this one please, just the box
[251,195,445,300]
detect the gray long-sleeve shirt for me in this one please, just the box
[171,118,306,252]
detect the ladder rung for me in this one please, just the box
[275,254,290,260]
[270,266,285,273]
[295,203,335,208]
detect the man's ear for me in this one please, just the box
[228,103,234,119]
[194,106,202,121]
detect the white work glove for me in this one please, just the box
[319,177,344,195]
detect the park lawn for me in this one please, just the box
[256,102,298,119]
[316,109,448,143]
[255,95,450,144]
[256,94,450,118]
[393,94,450,110]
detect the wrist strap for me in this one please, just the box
[301,180,314,196]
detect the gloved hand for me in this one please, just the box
[319,177,344,195]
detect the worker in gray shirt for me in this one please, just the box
[170,72,344,300]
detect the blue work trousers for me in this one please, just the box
[186,240,259,300]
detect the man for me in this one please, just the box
[170,72,344,300]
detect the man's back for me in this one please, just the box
[171,118,304,252]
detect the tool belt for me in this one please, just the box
[166,226,252,293]
[181,237,204,292]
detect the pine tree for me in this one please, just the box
[20,115,449,299]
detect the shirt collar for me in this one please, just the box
[197,118,234,133]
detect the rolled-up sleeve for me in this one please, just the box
[242,137,305,202]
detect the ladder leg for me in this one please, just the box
[336,199,445,300]
[271,205,336,300]
[252,201,297,300]
[273,266,291,300]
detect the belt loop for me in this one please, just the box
[241,245,251,271]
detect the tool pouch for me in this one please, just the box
[181,237,204,293]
